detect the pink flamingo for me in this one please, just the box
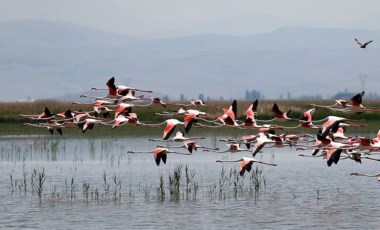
[351,172,380,181]
[216,157,277,176]
[128,147,191,166]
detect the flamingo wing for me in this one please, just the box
[326,148,343,167]
[184,113,197,133]
[272,103,284,118]
[230,100,237,118]
[350,91,365,107]
[252,143,265,157]
[163,122,176,140]
[106,77,117,96]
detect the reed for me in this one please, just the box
[112,174,122,202]
[69,177,76,200]
[9,174,15,194]
[82,182,90,203]
[184,164,198,200]
[157,173,165,201]
[22,157,28,195]
[169,164,183,201]
[36,168,46,199]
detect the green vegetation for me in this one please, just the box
[2,99,380,135]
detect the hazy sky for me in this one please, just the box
[1,0,379,37]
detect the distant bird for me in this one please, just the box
[350,172,380,181]
[216,157,277,176]
[355,38,373,48]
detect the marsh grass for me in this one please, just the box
[36,168,46,199]
[169,164,182,201]
[4,99,380,135]
[207,165,267,201]
[157,173,165,201]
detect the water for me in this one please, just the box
[0,135,379,229]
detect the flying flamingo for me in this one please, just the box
[298,108,320,128]
[176,99,219,109]
[127,147,191,166]
[203,143,250,153]
[311,91,379,113]
[216,157,277,176]
[77,118,103,133]
[23,122,64,136]
[217,99,240,126]
[244,99,260,127]
[350,172,380,181]
[341,151,380,164]
[91,76,153,96]
[149,130,204,142]
[252,132,276,157]
[323,140,355,167]
[271,103,295,121]
[143,119,185,140]
[157,140,219,153]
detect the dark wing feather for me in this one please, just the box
[351,91,365,106]
[252,99,259,112]
[231,100,237,118]
[272,103,283,116]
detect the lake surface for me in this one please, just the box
[0,134,379,229]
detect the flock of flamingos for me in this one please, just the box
[18,75,380,181]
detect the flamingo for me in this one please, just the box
[244,99,259,127]
[23,122,64,135]
[323,140,355,167]
[217,99,240,126]
[127,147,190,166]
[311,91,379,113]
[176,99,219,109]
[157,140,219,153]
[333,127,348,140]
[341,151,380,163]
[149,130,204,142]
[203,143,250,153]
[298,108,319,128]
[271,103,294,121]
[252,132,276,157]
[143,119,184,140]
[91,76,153,97]
[216,157,277,176]
[355,38,373,48]
[77,118,103,133]
[350,172,380,181]
[183,109,213,133]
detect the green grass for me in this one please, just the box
[2,99,380,135]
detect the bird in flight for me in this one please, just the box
[355,38,373,48]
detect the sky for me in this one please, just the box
[0,0,379,101]
[1,0,380,38]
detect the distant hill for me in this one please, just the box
[0,20,379,102]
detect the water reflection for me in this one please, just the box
[0,135,379,229]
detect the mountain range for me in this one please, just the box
[0,20,379,102]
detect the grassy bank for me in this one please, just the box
[1,99,380,135]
